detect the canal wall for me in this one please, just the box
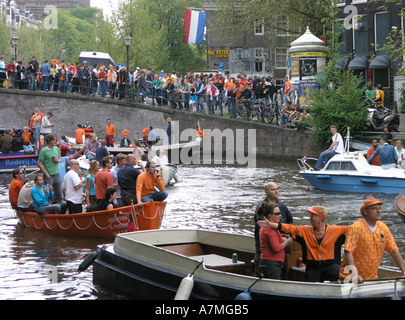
[0,89,323,163]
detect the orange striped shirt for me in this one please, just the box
[340,219,398,280]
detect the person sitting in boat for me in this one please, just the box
[314,125,344,171]
[9,168,25,210]
[340,198,405,283]
[96,187,117,211]
[366,139,380,166]
[367,136,397,169]
[256,202,292,280]
[31,174,67,215]
[0,129,13,154]
[258,206,349,282]
[17,178,35,212]
[117,154,144,206]
[120,130,132,148]
[136,161,168,206]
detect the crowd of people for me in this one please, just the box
[7,112,168,216]
[254,182,405,283]
[1,55,317,129]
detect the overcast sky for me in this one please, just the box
[90,0,118,17]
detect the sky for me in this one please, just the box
[90,0,119,17]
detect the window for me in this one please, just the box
[375,12,390,50]
[254,20,264,35]
[374,69,389,88]
[276,16,289,36]
[325,162,357,171]
[353,15,368,55]
[275,48,288,69]
[337,0,346,6]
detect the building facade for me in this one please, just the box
[336,0,404,108]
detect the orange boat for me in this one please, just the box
[16,201,167,239]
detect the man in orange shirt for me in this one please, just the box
[75,124,85,144]
[9,168,25,210]
[340,198,405,283]
[105,119,115,147]
[95,156,114,205]
[136,161,167,206]
[366,139,380,166]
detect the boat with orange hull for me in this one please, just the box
[16,201,167,239]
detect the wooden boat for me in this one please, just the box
[16,201,166,239]
[92,229,405,299]
[395,194,405,223]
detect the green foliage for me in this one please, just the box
[399,88,405,113]
[310,70,368,143]
[3,3,206,74]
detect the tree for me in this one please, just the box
[111,0,206,73]
[308,1,369,143]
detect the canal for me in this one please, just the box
[0,158,404,299]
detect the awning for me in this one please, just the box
[348,56,368,70]
[369,55,391,69]
[335,58,346,69]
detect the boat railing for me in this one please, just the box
[348,277,405,299]
[297,157,318,171]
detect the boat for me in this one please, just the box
[16,201,166,239]
[78,156,182,186]
[395,194,405,223]
[0,151,38,174]
[298,128,405,194]
[91,229,405,299]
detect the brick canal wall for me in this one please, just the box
[0,90,323,163]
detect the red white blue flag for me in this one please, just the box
[183,9,206,44]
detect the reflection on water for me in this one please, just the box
[0,158,404,299]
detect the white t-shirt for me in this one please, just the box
[332,133,344,154]
[64,170,84,204]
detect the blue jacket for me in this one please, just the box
[31,185,54,209]
[368,143,398,165]
[41,63,50,77]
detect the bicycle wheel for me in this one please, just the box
[263,105,275,124]
[237,103,247,119]
[251,105,260,121]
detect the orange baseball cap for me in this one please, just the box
[360,198,383,216]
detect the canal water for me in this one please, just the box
[0,158,404,299]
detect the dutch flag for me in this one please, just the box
[183,9,206,45]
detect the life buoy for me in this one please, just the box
[196,129,204,138]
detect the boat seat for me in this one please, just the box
[190,254,246,274]
[159,243,205,256]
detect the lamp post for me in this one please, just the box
[124,36,132,100]
[11,36,19,61]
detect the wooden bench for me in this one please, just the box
[190,254,246,274]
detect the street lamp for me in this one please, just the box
[124,36,132,99]
[11,36,19,61]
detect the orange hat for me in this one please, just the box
[307,206,327,219]
[51,59,58,64]
[360,198,383,216]
[142,128,149,134]
[122,129,130,136]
